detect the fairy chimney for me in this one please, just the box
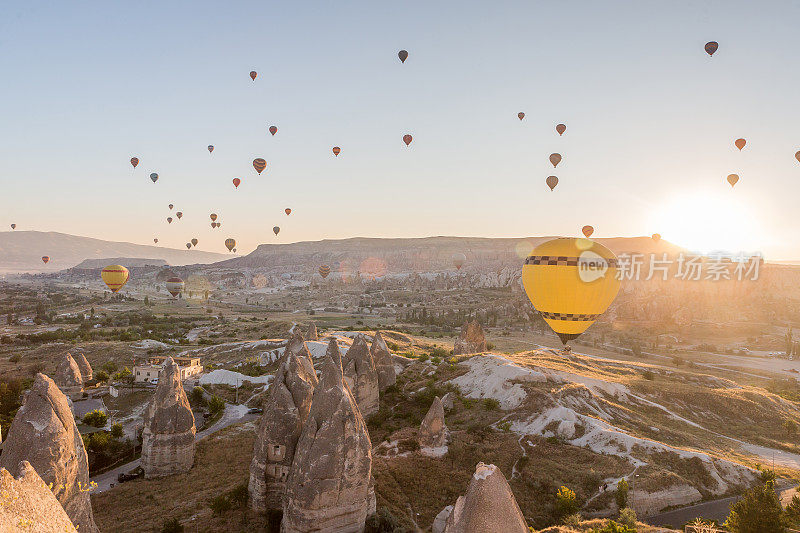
[370,331,396,391]
[342,334,380,417]
[249,336,318,512]
[0,373,98,533]
[0,461,78,532]
[282,339,375,532]
[283,332,316,378]
[305,323,319,341]
[453,321,487,356]
[419,396,449,457]
[72,351,93,382]
[442,463,527,533]
[54,352,83,401]
[140,357,196,478]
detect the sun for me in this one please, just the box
[648,189,764,255]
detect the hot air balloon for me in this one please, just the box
[215,222,220,228]
[319,264,331,278]
[556,124,566,136]
[452,252,466,270]
[167,217,173,224]
[518,112,525,121]
[727,174,739,187]
[522,238,620,344]
[130,157,139,168]
[10,224,15,230]
[546,176,559,191]
[191,238,198,247]
[273,226,280,236]
[176,212,183,220]
[285,208,291,216]
[233,178,241,188]
[41,256,49,264]
[250,71,257,81]
[233,248,236,253]
[225,238,236,252]
[269,126,277,136]
[211,222,216,228]
[705,41,718,56]
[210,214,217,221]
[101,265,129,293]
[165,277,185,298]
[652,233,661,242]
[154,238,158,244]
[253,158,266,174]
[168,204,174,210]
[150,173,158,183]
[403,134,413,146]
[549,153,562,168]
[398,50,408,63]
[208,145,214,153]
[332,147,341,156]
[796,151,800,164]
[582,226,594,238]
[186,243,192,250]
[735,138,746,151]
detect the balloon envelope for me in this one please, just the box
[582,225,594,238]
[795,151,800,164]
[452,252,466,270]
[332,146,341,156]
[522,238,620,344]
[208,145,214,153]
[319,264,331,278]
[165,277,185,298]
[41,256,49,264]
[168,204,174,210]
[167,217,173,224]
[652,233,661,242]
[727,174,739,187]
[186,243,192,249]
[150,173,158,183]
[253,158,266,174]
[191,238,198,247]
[176,212,183,219]
[285,208,291,215]
[225,238,236,251]
[101,265,130,293]
[269,126,277,136]
[546,176,559,191]
[518,112,525,121]
[549,153,562,167]
[233,178,241,188]
[10,224,15,230]
[705,41,718,56]
[403,134,413,146]
[250,71,257,80]
[130,157,139,168]
[273,226,280,236]
[154,238,158,244]
[210,213,217,221]
[398,50,408,63]
[556,124,566,135]
[735,138,746,151]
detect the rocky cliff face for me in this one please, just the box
[342,334,379,417]
[283,339,375,533]
[0,373,98,533]
[370,331,396,391]
[72,351,93,382]
[442,463,527,533]
[141,357,196,478]
[453,321,487,356]
[249,333,318,512]
[54,352,83,400]
[0,461,78,532]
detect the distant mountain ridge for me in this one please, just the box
[0,231,227,273]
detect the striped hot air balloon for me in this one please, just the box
[332,146,341,156]
[41,256,50,264]
[130,157,139,168]
[165,277,185,298]
[225,238,236,252]
[319,264,331,278]
[101,265,130,293]
[253,158,266,174]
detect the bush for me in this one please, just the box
[161,517,184,533]
[563,513,582,527]
[725,474,785,533]
[618,507,637,528]
[615,479,629,511]
[482,398,500,411]
[641,370,655,380]
[110,423,124,439]
[208,395,225,414]
[556,485,578,518]
[83,409,108,428]
[590,521,635,533]
[209,494,232,515]
[95,370,109,382]
[365,508,408,532]
[229,483,249,508]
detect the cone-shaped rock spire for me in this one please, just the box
[370,331,396,391]
[0,461,78,532]
[54,352,83,401]
[443,463,527,533]
[342,334,379,416]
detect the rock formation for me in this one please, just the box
[0,373,98,533]
[370,331,396,391]
[249,336,318,513]
[305,323,318,341]
[442,463,527,533]
[0,461,78,533]
[342,334,380,417]
[283,339,375,532]
[453,321,487,356]
[141,357,196,478]
[419,396,449,457]
[72,351,93,382]
[283,332,316,378]
[54,352,83,401]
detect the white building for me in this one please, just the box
[133,356,203,383]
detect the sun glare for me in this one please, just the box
[649,189,764,256]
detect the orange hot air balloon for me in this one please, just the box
[168,204,174,210]
[735,138,746,151]
[705,41,718,56]
[652,233,661,242]
[41,256,50,264]
[101,265,130,293]
[211,222,216,228]
[250,70,257,81]
[225,238,236,251]
[556,124,566,136]
[332,146,341,156]
[546,176,559,191]
[176,212,183,220]
[253,158,266,174]
[727,174,739,187]
[10,224,15,230]
[273,226,280,236]
[154,238,158,244]
[269,126,277,136]
[130,157,139,168]
[167,217,173,224]
[403,134,413,146]
[518,112,525,121]
[549,153,562,168]
[186,243,192,250]
[208,145,214,153]
[210,213,217,221]
[796,151,800,163]
[233,178,241,188]
[582,225,594,238]
[398,50,408,63]
[285,208,291,215]
[191,238,198,247]
[319,264,331,278]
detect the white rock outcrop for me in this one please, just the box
[370,331,396,391]
[342,334,380,417]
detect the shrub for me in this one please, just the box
[556,485,578,518]
[208,395,225,414]
[95,370,109,382]
[482,398,500,411]
[365,508,408,532]
[229,483,249,508]
[161,517,184,533]
[209,494,232,515]
[83,409,108,428]
[615,479,629,511]
[618,507,637,528]
[110,423,124,439]
[563,513,582,527]
[725,474,785,533]
[642,370,655,380]
[589,521,635,533]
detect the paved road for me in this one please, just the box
[91,404,257,493]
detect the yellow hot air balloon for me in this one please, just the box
[225,238,236,252]
[101,265,130,293]
[522,238,620,344]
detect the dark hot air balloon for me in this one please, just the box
[167,217,173,224]
[332,146,341,156]
[233,248,236,253]
[549,153,562,167]
[735,138,746,151]
[154,238,158,244]
[233,178,241,188]
[186,243,192,250]
[582,226,594,238]
[796,151,800,164]
[191,238,198,247]
[556,124,566,135]
[210,213,217,221]
[269,126,277,136]
[253,158,266,174]
[518,112,525,121]
[705,41,718,56]
[250,71,257,81]
[403,134,413,146]
[285,208,291,215]
[10,224,15,230]
[168,204,174,210]
[208,145,214,153]
[225,238,236,251]
[398,50,408,63]
[273,226,280,236]
[150,173,158,183]
[546,176,559,191]
[130,157,139,168]
[727,174,739,187]
[176,212,183,219]
[41,256,49,264]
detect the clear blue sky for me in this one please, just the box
[2,1,800,258]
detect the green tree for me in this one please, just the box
[785,495,800,527]
[556,485,579,518]
[95,370,109,382]
[615,479,629,511]
[724,474,786,533]
[208,395,225,415]
[110,423,124,439]
[83,409,108,428]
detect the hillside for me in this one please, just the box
[0,231,227,273]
